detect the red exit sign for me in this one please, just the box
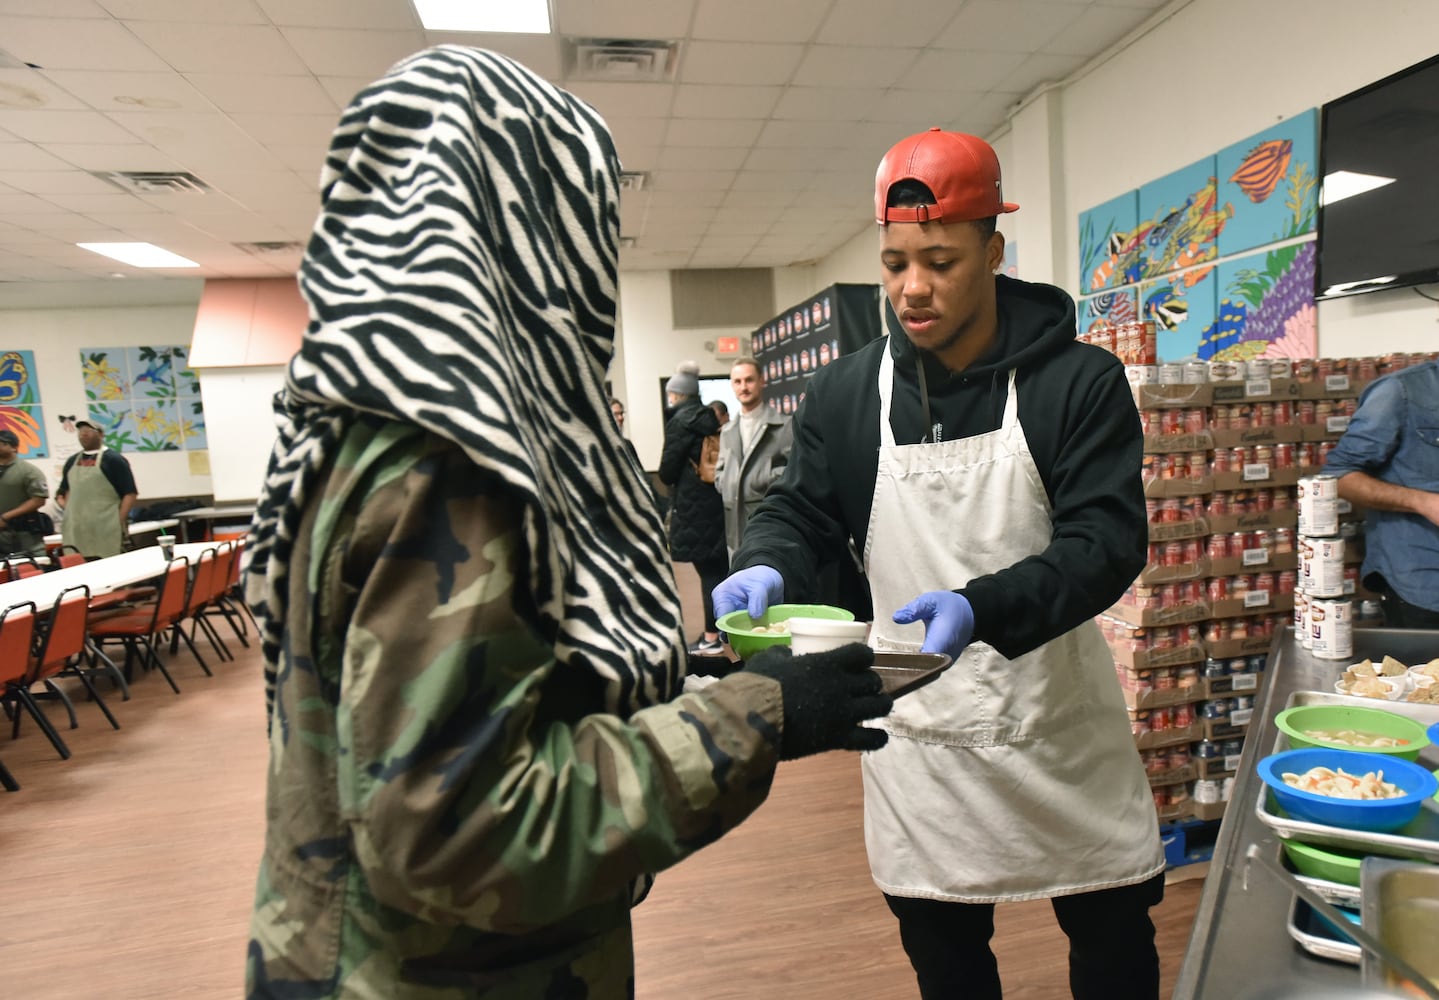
[715,336,740,356]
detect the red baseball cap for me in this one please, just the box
[875,127,1019,225]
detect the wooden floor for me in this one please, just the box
[0,572,1203,998]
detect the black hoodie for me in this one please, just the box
[731,274,1146,659]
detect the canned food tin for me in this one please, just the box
[1182,361,1208,384]
[1272,487,1293,510]
[1272,400,1294,425]
[1207,535,1230,560]
[1126,364,1159,386]
[1207,492,1230,517]
[1304,537,1346,597]
[1226,657,1248,675]
[1158,362,1185,385]
[1207,577,1228,601]
[1183,407,1207,433]
[1293,359,1316,382]
[1246,654,1267,673]
[1202,699,1231,720]
[1296,475,1339,536]
[1152,787,1170,809]
[1297,399,1316,425]
[1187,451,1209,477]
[1232,695,1254,712]
[1255,487,1274,511]
[1193,779,1221,804]
[1203,658,1228,679]
[1277,569,1297,594]
[1195,739,1220,759]
[1208,361,1242,382]
[1309,597,1354,659]
[1273,442,1294,468]
[1297,442,1318,468]
[1252,402,1273,427]
[1273,527,1294,553]
[1245,359,1272,380]
[1221,738,1245,758]
[1153,666,1176,689]
[1161,408,1183,435]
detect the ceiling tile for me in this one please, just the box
[691,0,830,43]
[664,118,763,147]
[227,113,336,149]
[659,145,748,170]
[98,0,268,23]
[0,110,143,144]
[265,143,329,174]
[3,0,109,17]
[646,189,725,209]
[1042,5,1155,56]
[106,112,289,172]
[186,73,336,115]
[0,192,66,214]
[0,16,170,71]
[671,84,780,120]
[125,22,310,75]
[202,170,317,202]
[316,77,374,111]
[817,0,964,47]
[565,82,676,120]
[280,27,427,79]
[772,86,884,122]
[679,41,805,87]
[426,34,564,80]
[40,191,158,215]
[0,170,115,195]
[254,0,420,29]
[614,145,658,171]
[554,0,697,39]
[896,49,1029,92]
[649,170,736,193]
[933,2,1084,53]
[40,69,216,114]
[730,170,812,192]
[867,89,988,126]
[605,117,668,151]
[0,69,89,111]
[43,141,182,171]
[743,147,843,171]
[791,46,919,89]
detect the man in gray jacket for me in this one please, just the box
[714,357,792,555]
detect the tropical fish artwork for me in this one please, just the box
[1201,299,1249,359]
[1084,290,1138,329]
[1230,139,1293,204]
[1142,179,1235,277]
[1144,286,1190,331]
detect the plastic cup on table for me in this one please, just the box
[156,534,175,560]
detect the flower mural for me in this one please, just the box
[0,350,50,457]
[80,345,207,454]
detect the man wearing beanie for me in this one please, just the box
[659,361,729,655]
[0,428,51,558]
[715,129,1162,999]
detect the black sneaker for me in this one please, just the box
[688,638,724,655]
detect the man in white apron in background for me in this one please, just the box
[714,129,1165,998]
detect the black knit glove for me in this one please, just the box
[743,643,892,760]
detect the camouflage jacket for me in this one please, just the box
[247,419,783,998]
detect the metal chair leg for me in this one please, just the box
[0,755,18,792]
[14,689,71,760]
[69,667,120,731]
[41,679,78,729]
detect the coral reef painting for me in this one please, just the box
[1217,110,1318,258]
[0,350,50,458]
[1207,242,1318,361]
[1079,288,1139,332]
[1079,191,1139,293]
[1141,264,1218,361]
[1137,156,1231,280]
[81,345,206,453]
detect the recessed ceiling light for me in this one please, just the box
[412,0,550,32]
[77,242,199,268]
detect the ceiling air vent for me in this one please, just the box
[619,236,637,249]
[566,38,679,83]
[619,171,648,192]
[234,241,304,255]
[96,170,210,195]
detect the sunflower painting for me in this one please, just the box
[81,344,206,454]
[0,350,50,457]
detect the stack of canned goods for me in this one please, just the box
[1295,473,1353,659]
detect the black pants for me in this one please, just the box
[1378,585,1439,628]
[692,552,729,635]
[884,872,1165,1000]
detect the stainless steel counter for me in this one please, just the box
[1174,626,1439,999]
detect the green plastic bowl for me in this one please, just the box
[1281,838,1366,887]
[716,604,855,660]
[1274,704,1430,761]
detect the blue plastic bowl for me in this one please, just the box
[1256,747,1439,833]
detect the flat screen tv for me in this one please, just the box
[1315,54,1439,300]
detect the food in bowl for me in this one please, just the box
[1274,703,1429,761]
[1280,765,1403,800]
[1335,674,1405,700]
[1257,747,1439,832]
[750,623,789,635]
[716,604,856,659]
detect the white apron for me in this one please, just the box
[860,345,1162,903]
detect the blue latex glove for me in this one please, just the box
[892,591,974,659]
[712,565,784,620]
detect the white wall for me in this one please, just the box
[0,297,215,502]
[199,367,284,501]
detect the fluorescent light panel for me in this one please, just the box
[413,0,551,33]
[77,242,199,268]
[1320,170,1396,207]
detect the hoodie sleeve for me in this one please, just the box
[960,358,1147,658]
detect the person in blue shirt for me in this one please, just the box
[1322,358,1439,626]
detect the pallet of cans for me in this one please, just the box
[1294,473,1354,660]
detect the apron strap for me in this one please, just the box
[877,345,1020,447]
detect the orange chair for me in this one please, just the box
[187,543,236,662]
[37,585,120,733]
[87,556,199,694]
[6,556,44,581]
[0,601,68,761]
[173,547,229,665]
[56,546,86,569]
[201,537,253,647]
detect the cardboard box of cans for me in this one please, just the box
[1146,763,1197,788]
[1111,641,1206,672]
[1190,799,1227,822]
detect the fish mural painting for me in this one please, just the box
[1141,266,1218,361]
[1080,288,1138,332]
[1079,190,1139,294]
[1217,109,1319,258]
[1137,156,1233,280]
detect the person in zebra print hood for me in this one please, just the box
[243,46,891,999]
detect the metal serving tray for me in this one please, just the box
[1285,896,1362,966]
[1359,857,1439,994]
[1254,690,1439,861]
[872,652,952,697]
[1279,842,1363,909]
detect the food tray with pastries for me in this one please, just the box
[1254,689,1439,861]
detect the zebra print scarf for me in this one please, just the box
[245,46,683,723]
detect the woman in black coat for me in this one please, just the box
[659,365,729,653]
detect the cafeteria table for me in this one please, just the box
[0,542,216,610]
[43,518,180,551]
[174,505,256,543]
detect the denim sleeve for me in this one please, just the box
[1322,377,1405,477]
